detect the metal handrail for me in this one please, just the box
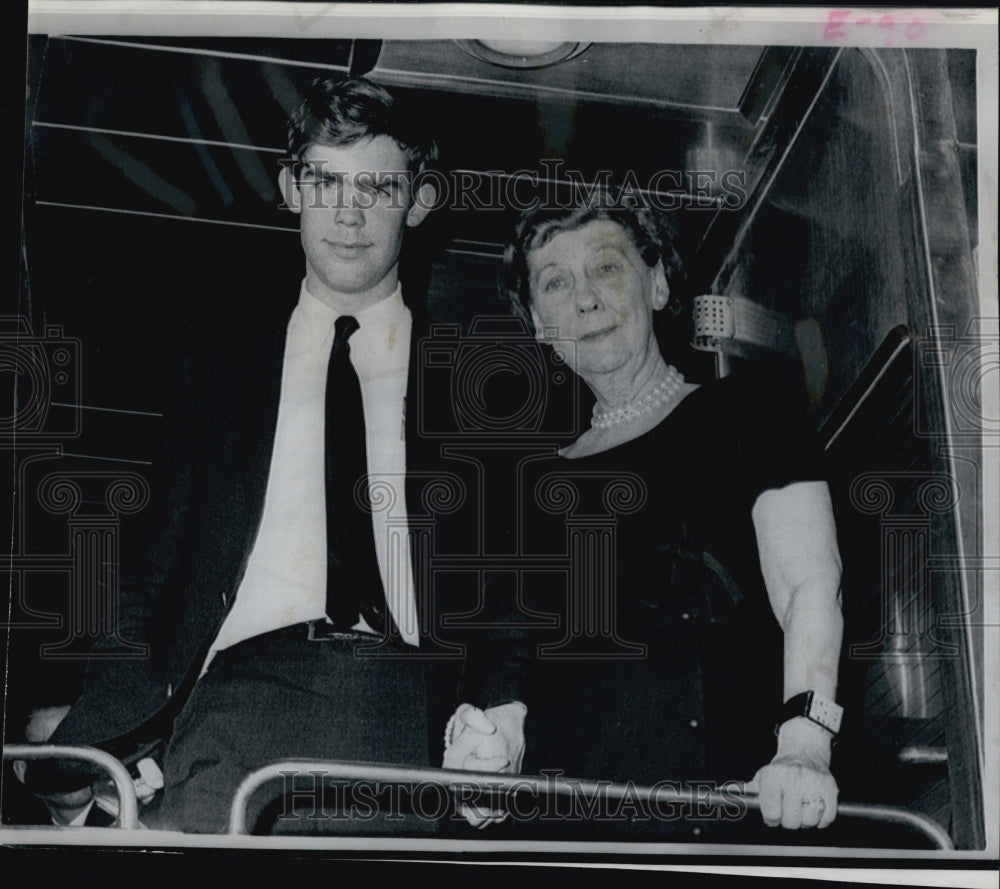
[227,759,955,850]
[2,744,140,829]
[1,747,954,849]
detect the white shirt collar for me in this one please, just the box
[290,281,411,376]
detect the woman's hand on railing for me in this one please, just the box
[747,716,839,830]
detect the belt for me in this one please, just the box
[211,620,418,670]
[214,619,382,654]
[272,619,418,654]
[205,620,425,688]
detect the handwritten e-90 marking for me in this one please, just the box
[825,9,927,46]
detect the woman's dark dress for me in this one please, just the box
[511,371,826,840]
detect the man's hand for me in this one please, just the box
[747,717,838,829]
[131,757,165,804]
[13,704,164,825]
[442,701,526,828]
[11,705,94,825]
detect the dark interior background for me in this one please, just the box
[4,35,986,848]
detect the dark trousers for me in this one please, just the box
[147,624,435,835]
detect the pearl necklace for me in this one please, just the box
[591,365,685,430]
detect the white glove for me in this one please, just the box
[443,702,526,828]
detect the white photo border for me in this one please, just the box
[7,3,999,884]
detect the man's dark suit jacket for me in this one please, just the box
[46,305,531,780]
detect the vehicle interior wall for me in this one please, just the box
[705,47,983,847]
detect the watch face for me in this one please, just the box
[776,692,844,737]
[807,694,844,735]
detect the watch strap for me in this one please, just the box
[776,691,843,736]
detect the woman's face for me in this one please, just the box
[526,218,668,379]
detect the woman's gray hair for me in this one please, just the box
[500,190,687,328]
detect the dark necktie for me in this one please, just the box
[324,315,390,635]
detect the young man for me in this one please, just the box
[39,75,526,834]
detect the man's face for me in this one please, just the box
[282,135,430,313]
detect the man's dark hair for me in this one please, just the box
[287,75,438,176]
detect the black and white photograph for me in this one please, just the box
[2,2,997,883]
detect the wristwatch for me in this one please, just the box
[776,691,843,737]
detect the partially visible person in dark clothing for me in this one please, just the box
[461,193,845,839]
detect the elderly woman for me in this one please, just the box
[448,196,844,839]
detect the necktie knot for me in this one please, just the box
[334,315,360,346]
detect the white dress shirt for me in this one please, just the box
[206,282,419,667]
